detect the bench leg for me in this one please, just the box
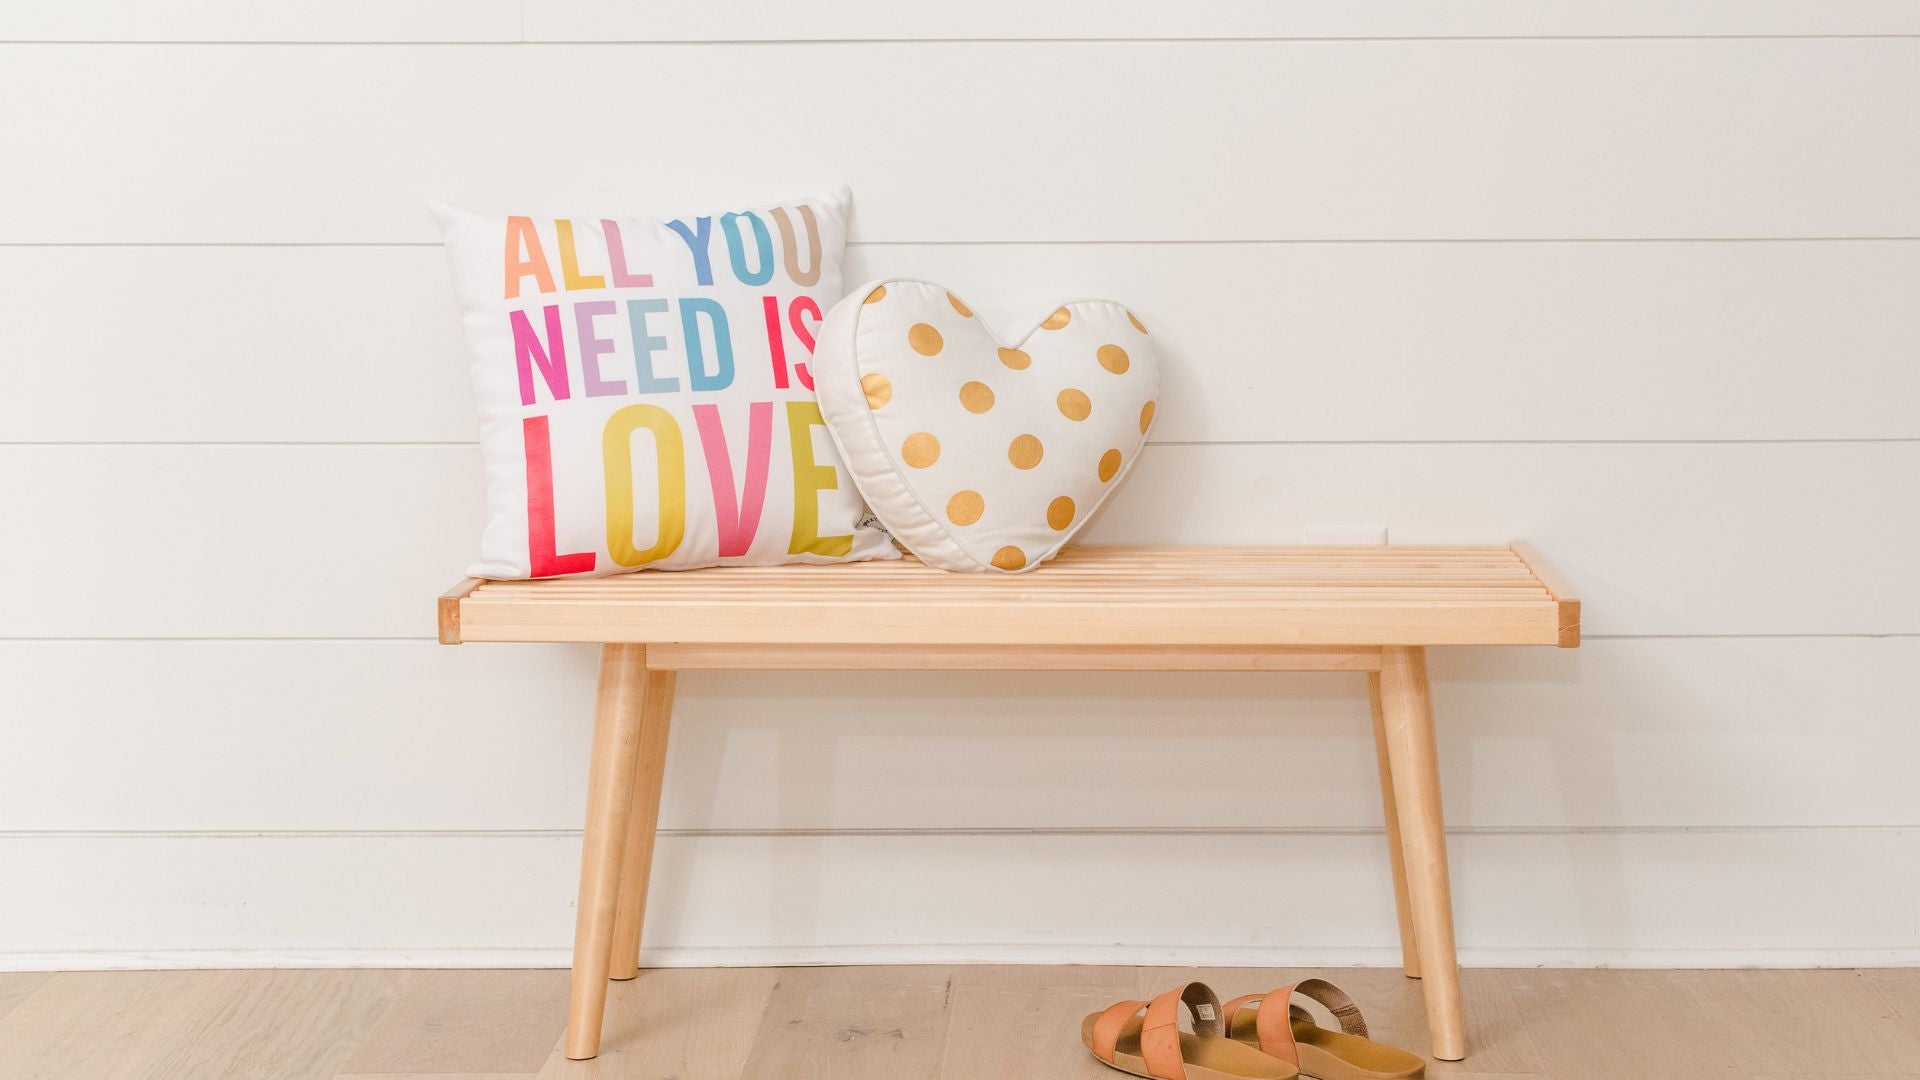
[565,644,652,1061]
[1378,646,1466,1061]
[1367,671,1421,979]
[609,669,677,981]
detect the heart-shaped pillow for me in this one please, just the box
[813,279,1160,572]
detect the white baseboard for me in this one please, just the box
[8,944,1919,973]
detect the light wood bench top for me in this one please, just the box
[440,543,1578,653]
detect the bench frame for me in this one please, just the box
[439,543,1580,1062]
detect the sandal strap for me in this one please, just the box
[1222,979,1368,1066]
[1141,981,1224,1080]
[1294,978,1369,1038]
[1091,999,1147,1065]
[1220,990,1297,1066]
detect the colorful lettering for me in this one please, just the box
[694,402,773,558]
[510,304,570,406]
[601,219,654,288]
[503,216,556,299]
[769,206,822,286]
[665,216,714,285]
[603,405,686,567]
[762,296,790,389]
[625,298,678,394]
[788,296,822,391]
[680,297,735,392]
[574,300,625,397]
[762,296,822,391]
[786,401,852,557]
[523,415,596,577]
[720,211,775,286]
[555,219,606,291]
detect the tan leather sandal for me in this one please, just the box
[1221,980,1424,1080]
[1083,981,1301,1080]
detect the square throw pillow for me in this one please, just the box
[432,188,896,578]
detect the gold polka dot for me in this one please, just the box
[902,432,941,468]
[947,490,985,526]
[1128,310,1149,334]
[1056,388,1092,421]
[991,546,1028,571]
[1139,400,1156,432]
[1097,344,1130,374]
[1047,496,1076,531]
[1041,307,1072,331]
[863,285,887,304]
[1098,448,1123,482]
[998,347,1031,370]
[948,292,973,318]
[861,373,892,410]
[1008,434,1044,470]
[959,380,995,414]
[908,323,943,356]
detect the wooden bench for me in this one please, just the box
[439,543,1580,1062]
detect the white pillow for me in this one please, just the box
[813,279,1159,573]
[432,189,896,578]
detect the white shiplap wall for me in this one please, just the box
[2,2,1916,970]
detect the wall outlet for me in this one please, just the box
[1302,524,1388,545]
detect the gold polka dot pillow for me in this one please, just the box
[814,279,1159,572]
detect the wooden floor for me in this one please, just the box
[1,965,1918,1079]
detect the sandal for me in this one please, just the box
[1083,981,1301,1080]
[1221,980,1424,1080]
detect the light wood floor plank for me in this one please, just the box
[1861,965,1920,1033]
[531,966,779,1079]
[0,970,395,1080]
[939,965,1151,1080]
[149,969,399,1080]
[340,969,567,1076]
[0,972,51,1022]
[1506,968,1740,1079]
[0,971,250,1080]
[736,966,954,1080]
[1685,968,1920,1075]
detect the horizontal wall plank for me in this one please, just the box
[1,247,475,444]
[10,2,1919,43]
[0,2,521,42]
[2,443,1911,638]
[526,1,1920,41]
[3,829,1914,963]
[10,240,1917,443]
[4,41,1916,243]
[0,446,480,640]
[0,642,595,833]
[870,241,1920,442]
[0,638,1914,833]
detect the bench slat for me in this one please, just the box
[441,544,1578,649]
